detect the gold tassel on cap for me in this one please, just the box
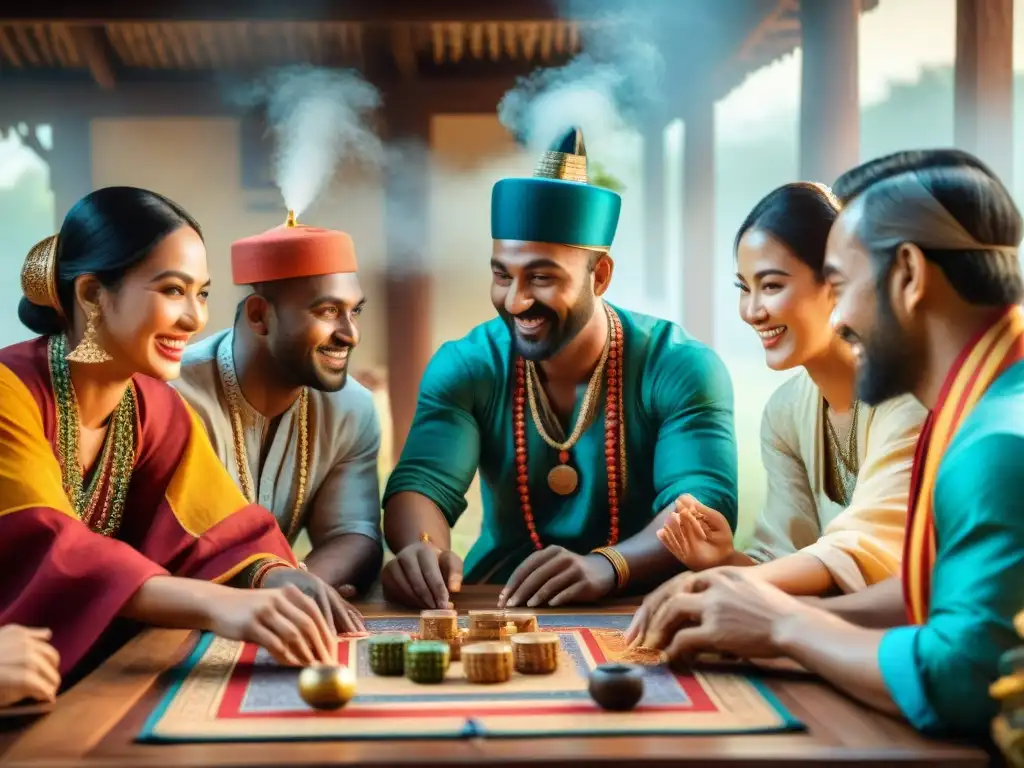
[533,127,589,183]
[285,209,298,228]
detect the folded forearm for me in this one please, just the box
[773,610,901,716]
[808,577,907,628]
[383,492,451,552]
[304,533,383,593]
[119,575,222,630]
[746,553,836,596]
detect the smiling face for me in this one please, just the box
[823,204,920,405]
[490,240,611,361]
[735,228,836,371]
[245,272,365,392]
[82,225,210,381]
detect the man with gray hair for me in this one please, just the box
[627,148,1024,739]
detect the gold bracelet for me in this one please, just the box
[250,558,294,589]
[591,547,630,592]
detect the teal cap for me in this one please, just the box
[491,127,622,250]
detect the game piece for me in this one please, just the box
[588,663,645,711]
[462,641,514,684]
[505,613,539,633]
[368,633,410,676]
[449,627,469,661]
[990,673,1024,709]
[420,609,458,642]
[511,632,559,674]
[503,621,518,637]
[297,664,356,710]
[468,610,507,641]
[405,640,450,684]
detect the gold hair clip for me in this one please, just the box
[20,234,64,319]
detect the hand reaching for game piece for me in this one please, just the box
[657,494,737,571]
[636,568,813,661]
[209,584,339,667]
[624,568,709,647]
[0,625,61,708]
[498,546,617,609]
[261,567,365,635]
[381,542,463,610]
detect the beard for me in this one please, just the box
[500,286,595,361]
[854,289,918,406]
[269,336,351,393]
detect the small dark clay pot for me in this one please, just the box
[588,663,645,711]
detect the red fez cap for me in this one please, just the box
[231,224,358,285]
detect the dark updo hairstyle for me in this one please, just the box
[733,182,841,280]
[18,186,203,336]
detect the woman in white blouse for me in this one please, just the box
[659,182,926,595]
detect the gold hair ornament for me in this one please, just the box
[21,234,65,320]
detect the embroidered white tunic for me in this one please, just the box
[172,329,382,548]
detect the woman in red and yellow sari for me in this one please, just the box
[0,187,361,696]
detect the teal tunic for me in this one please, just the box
[878,360,1024,737]
[383,305,738,583]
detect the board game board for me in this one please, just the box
[138,614,804,742]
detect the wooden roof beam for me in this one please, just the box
[69,25,115,88]
[0,0,618,23]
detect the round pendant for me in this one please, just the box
[547,464,579,496]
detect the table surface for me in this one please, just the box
[0,585,991,767]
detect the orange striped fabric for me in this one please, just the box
[902,307,1024,625]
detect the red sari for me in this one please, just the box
[0,337,296,678]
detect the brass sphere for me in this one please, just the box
[297,664,356,710]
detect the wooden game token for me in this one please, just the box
[420,609,458,642]
[511,632,559,674]
[405,640,450,684]
[588,663,645,711]
[297,665,356,710]
[468,610,507,641]
[368,633,410,676]
[462,641,514,684]
[505,613,539,633]
[449,628,469,661]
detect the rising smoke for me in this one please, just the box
[229,65,383,217]
[497,1,664,179]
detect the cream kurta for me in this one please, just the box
[172,329,382,548]
[744,370,926,592]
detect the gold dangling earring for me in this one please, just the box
[66,305,114,364]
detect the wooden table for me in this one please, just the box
[0,586,991,767]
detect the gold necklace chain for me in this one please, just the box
[525,317,611,452]
[219,335,310,542]
[825,400,859,504]
[227,387,309,541]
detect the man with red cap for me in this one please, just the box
[173,215,382,620]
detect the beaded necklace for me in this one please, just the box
[513,303,627,550]
[48,334,137,537]
[218,336,310,541]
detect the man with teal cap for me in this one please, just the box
[380,127,738,609]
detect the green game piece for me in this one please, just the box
[405,640,450,684]
[368,633,411,676]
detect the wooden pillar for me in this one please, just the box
[682,102,715,346]
[799,0,859,183]
[382,103,433,464]
[46,117,93,228]
[642,122,666,302]
[955,0,1014,188]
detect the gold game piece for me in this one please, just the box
[468,609,507,641]
[511,632,559,674]
[420,609,458,642]
[462,641,514,684]
[297,664,356,710]
[505,613,538,633]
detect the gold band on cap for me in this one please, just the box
[20,235,64,319]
